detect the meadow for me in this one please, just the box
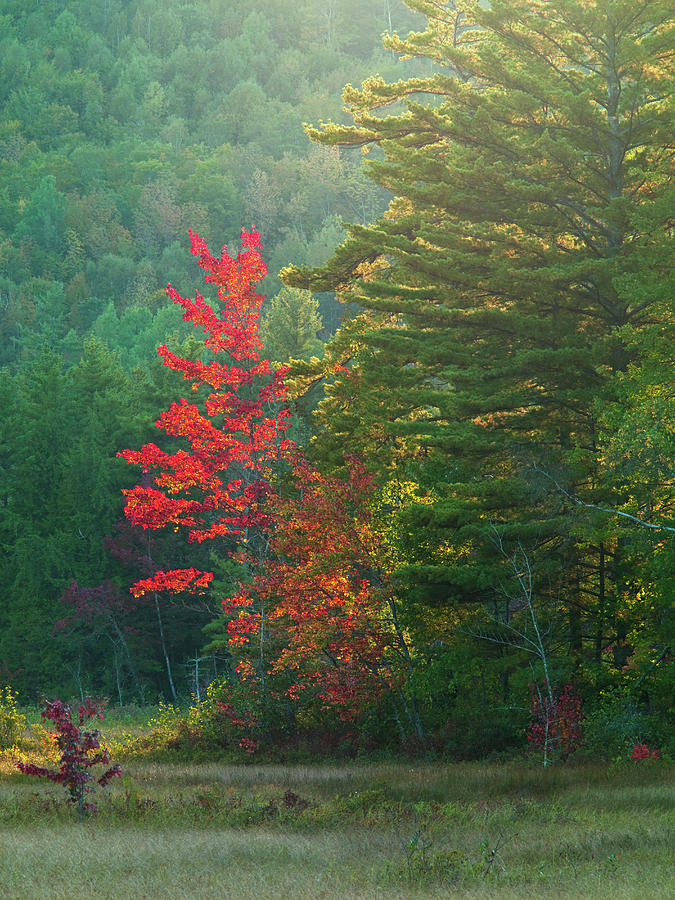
[0,707,672,899]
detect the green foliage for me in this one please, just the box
[0,0,415,377]
[389,824,466,886]
[583,687,673,761]
[0,338,216,700]
[13,176,66,256]
[595,311,675,653]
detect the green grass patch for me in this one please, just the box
[1,752,672,898]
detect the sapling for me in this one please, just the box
[17,696,121,819]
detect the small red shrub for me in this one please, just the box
[528,684,583,759]
[17,697,121,817]
[630,742,659,761]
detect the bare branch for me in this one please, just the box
[533,465,675,533]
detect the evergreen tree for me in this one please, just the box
[260,286,324,364]
[13,175,66,256]
[0,350,74,693]
[285,0,673,681]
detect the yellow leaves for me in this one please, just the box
[385,197,414,220]
[368,477,436,572]
[354,255,389,280]
[377,478,434,510]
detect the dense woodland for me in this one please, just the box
[0,0,672,760]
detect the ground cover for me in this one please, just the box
[0,725,672,900]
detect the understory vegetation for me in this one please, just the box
[2,715,672,899]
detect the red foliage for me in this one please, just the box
[630,742,659,761]
[118,229,292,597]
[528,684,584,758]
[214,699,260,753]
[17,697,120,815]
[222,455,406,722]
[56,579,131,632]
[119,230,407,739]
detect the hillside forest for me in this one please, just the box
[0,0,672,761]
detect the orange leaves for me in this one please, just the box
[130,568,213,598]
[121,485,200,531]
[180,228,268,362]
[226,612,261,646]
[118,443,170,474]
[217,455,401,720]
[157,345,255,391]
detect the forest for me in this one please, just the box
[0,0,672,765]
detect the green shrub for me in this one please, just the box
[0,686,27,749]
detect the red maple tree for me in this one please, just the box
[118,229,293,599]
[17,697,120,818]
[119,230,422,749]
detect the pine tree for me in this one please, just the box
[0,350,74,692]
[284,0,673,670]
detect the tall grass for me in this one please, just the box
[1,755,672,898]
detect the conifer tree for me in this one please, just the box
[285,1,673,669]
[260,287,324,364]
[0,351,74,691]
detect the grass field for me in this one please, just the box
[0,743,672,899]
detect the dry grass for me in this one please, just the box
[0,756,672,898]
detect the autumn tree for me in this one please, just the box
[120,227,422,743]
[210,455,427,748]
[119,228,293,611]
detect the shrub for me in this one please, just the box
[16,697,121,819]
[630,742,659,761]
[0,685,27,749]
[583,687,664,759]
[528,684,583,763]
[146,701,186,744]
